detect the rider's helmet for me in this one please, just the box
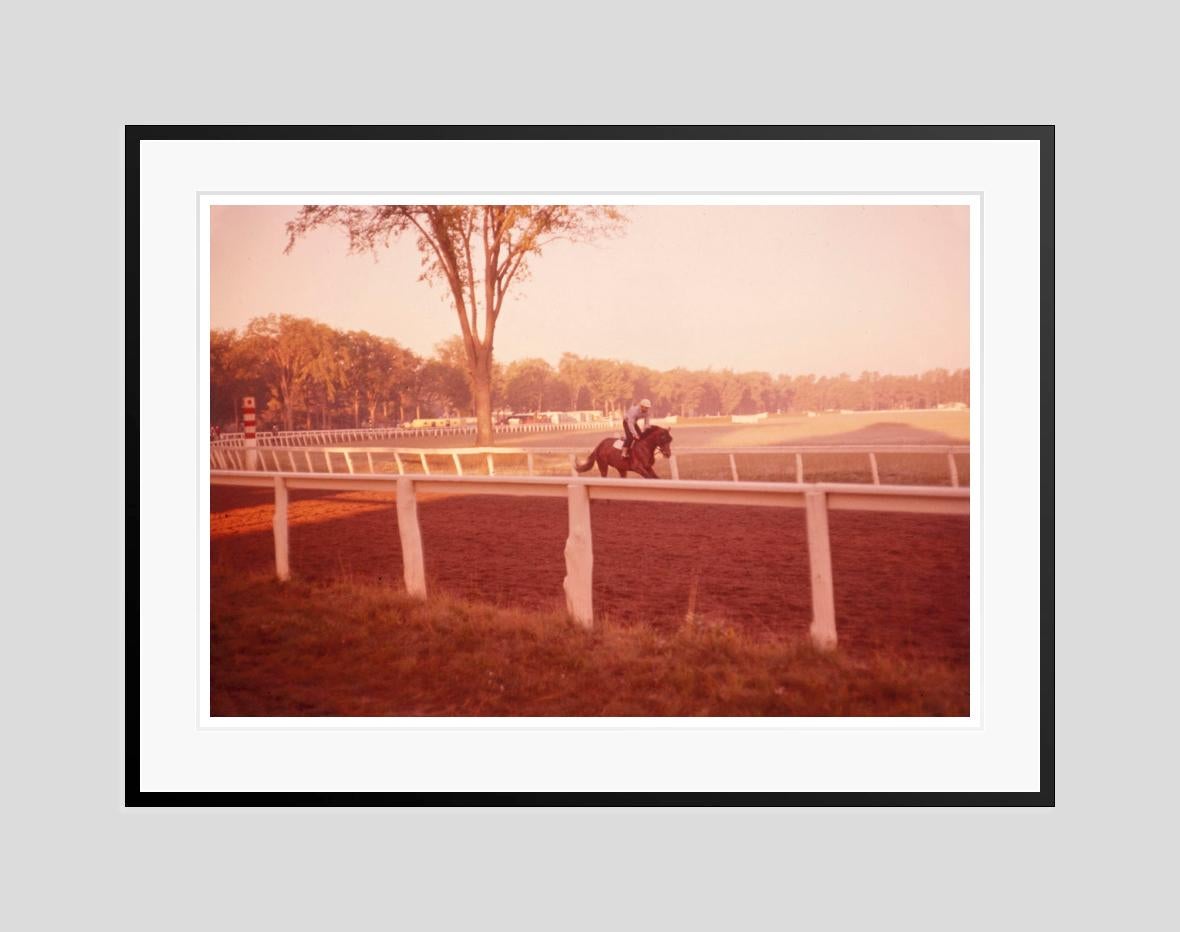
[640,398,651,408]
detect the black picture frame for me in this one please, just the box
[127,125,1053,806]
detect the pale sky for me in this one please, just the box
[210,205,968,377]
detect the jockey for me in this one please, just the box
[622,398,651,457]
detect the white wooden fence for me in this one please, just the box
[210,470,969,649]
[214,419,613,447]
[211,443,969,487]
[669,444,968,487]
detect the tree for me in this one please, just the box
[543,373,572,412]
[372,340,418,424]
[859,371,881,410]
[240,315,326,431]
[505,358,555,413]
[696,374,722,417]
[210,328,267,429]
[340,330,392,427]
[656,368,695,417]
[717,369,746,415]
[431,335,474,414]
[305,324,344,428]
[558,353,593,412]
[581,357,629,417]
[741,371,776,413]
[774,374,797,413]
[415,359,469,418]
[286,205,627,444]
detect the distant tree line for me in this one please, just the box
[212,314,970,431]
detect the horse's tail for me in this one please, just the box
[574,452,596,473]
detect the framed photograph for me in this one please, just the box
[130,126,1052,804]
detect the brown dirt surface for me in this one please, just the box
[211,486,969,674]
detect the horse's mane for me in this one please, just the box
[639,424,668,438]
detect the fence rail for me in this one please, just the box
[213,420,614,447]
[211,442,970,487]
[210,470,969,648]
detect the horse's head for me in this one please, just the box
[654,427,672,459]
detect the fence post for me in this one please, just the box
[869,452,880,485]
[527,452,535,476]
[396,477,427,599]
[947,453,960,488]
[795,453,804,483]
[729,453,738,482]
[486,452,495,476]
[804,490,837,650]
[669,454,680,480]
[563,483,594,630]
[242,396,258,470]
[452,452,463,475]
[273,476,290,581]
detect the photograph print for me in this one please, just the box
[208,200,972,718]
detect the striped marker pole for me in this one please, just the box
[242,396,258,470]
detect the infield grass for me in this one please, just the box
[211,570,968,717]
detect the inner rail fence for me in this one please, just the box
[210,471,970,648]
[215,420,613,446]
[210,443,970,487]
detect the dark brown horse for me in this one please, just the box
[574,425,673,479]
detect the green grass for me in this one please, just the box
[211,571,967,717]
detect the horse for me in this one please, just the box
[574,425,673,479]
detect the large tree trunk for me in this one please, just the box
[472,357,494,445]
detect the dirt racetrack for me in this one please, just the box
[211,487,969,673]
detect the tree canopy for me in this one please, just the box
[211,315,969,433]
[285,205,627,444]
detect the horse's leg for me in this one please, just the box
[598,458,608,477]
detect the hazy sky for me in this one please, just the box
[210,205,968,377]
